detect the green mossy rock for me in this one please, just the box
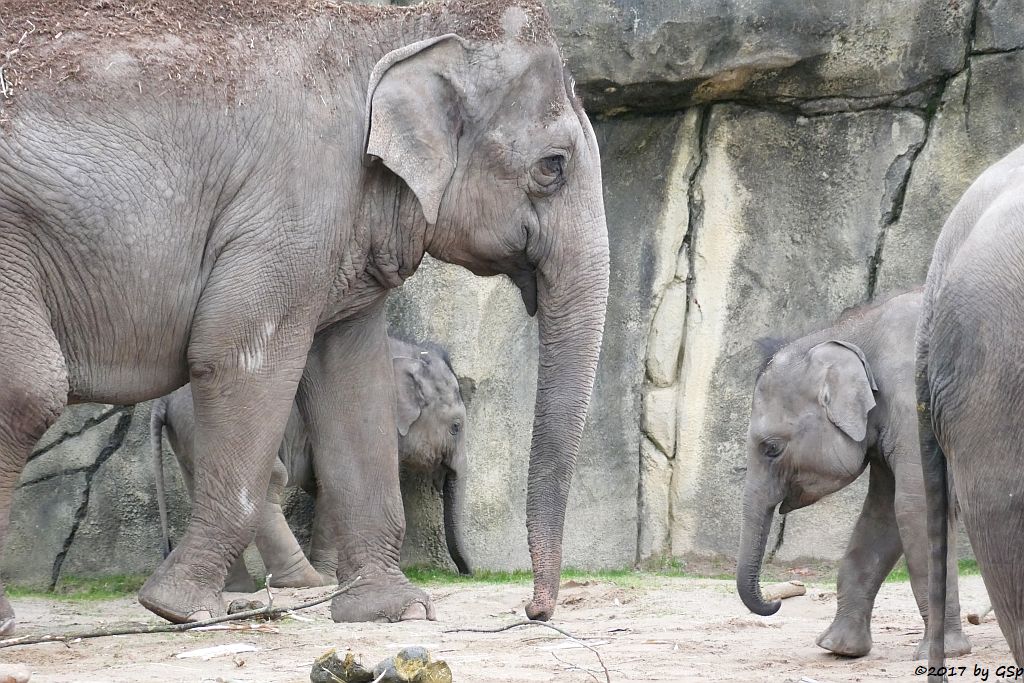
[310,649,374,683]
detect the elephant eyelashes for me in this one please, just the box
[530,154,567,195]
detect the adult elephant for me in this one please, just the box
[0,0,609,632]
[737,289,969,659]
[919,144,1024,679]
[152,335,472,591]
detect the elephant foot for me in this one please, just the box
[526,593,556,622]
[267,560,326,589]
[139,560,226,624]
[224,558,257,593]
[0,592,15,636]
[914,629,972,660]
[330,569,434,623]
[817,618,872,657]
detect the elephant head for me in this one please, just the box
[365,2,610,621]
[391,338,472,575]
[737,338,877,616]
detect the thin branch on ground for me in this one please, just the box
[551,651,600,682]
[445,619,611,683]
[0,576,359,649]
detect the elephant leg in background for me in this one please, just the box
[308,494,340,585]
[0,297,69,636]
[817,464,903,657]
[298,301,433,622]
[253,456,324,588]
[138,256,311,623]
[892,456,971,659]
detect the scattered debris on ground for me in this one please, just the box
[312,646,451,683]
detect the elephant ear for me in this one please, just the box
[363,34,467,225]
[394,356,429,437]
[809,340,877,442]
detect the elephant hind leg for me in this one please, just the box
[956,459,1024,665]
[254,458,323,589]
[0,297,69,635]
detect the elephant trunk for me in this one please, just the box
[736,489,782,617]
[442,462,471,575]
[523,206,610,621]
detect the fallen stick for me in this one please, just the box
[445,619,611,683]
[762,580,806,602]
[967,604,994,625]
[0,576,359,649]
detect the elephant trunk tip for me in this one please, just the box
[738,584,782,617]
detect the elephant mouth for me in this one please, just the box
[509,266,538,317]
[778,495,812,515]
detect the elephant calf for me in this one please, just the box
[737,288,970,659]
[152,336,471,591]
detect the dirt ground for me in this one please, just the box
[0,574,1012,682]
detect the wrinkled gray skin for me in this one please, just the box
[738,290,969,660]
[918,144,1024,680]
[152,335,472,593]
[0,1,609,633]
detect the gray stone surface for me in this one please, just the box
[671,105,926,560]
[876,51,1024,293]
[547,0,971,115]
[975,0,1024,52]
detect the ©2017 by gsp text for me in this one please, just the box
[915,664,1024,680]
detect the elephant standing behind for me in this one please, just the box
[152,335,471,592]
[738,289,969,659]
[918,144,1024,678]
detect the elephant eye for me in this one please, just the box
[762,441,784,459]
[530,154,566,195]
[449,422,462,436]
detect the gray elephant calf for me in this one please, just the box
[737,289,970,659]
[152,336,471,591]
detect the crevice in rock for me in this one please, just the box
[659,105,710,560]
[867,131,928,299]
[49,407,135,590]
[970,45,1024,56]
[865,62,959,300]
[27,405,129,464]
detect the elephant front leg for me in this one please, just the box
[893,457,972,659]
[818,464,903,657]
[298,304,433,622]
[139,272,313,623]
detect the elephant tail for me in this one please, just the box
[917,343,948,682]
[151,397,172,559]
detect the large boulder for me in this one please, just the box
[546,0,971,115]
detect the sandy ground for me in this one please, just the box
[0,575,1013,682]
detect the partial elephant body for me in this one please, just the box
[152,335,472,591]
[918,144,1024,678]
[0,0,609,633]
[738,289,969,659]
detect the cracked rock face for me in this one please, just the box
[4,405,187,588]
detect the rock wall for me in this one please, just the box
[5,0,1024,585]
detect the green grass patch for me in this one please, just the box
[885,558,980,583]
[404,562,731,588]
[7,575,147,601]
